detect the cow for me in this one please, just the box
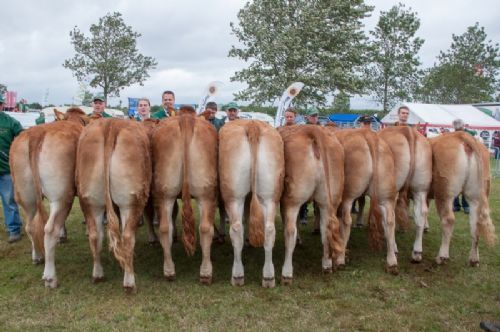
[151,106,217,284]
[9,107,89,288]
[333,128,398,273]
[219,120,284,287]
[278,125,344,285]
[378,126,432,263]
[430,131,496,266]
[76,118,151,292]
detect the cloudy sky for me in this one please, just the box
[1,0,498,109]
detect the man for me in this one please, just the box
[135,98,151,121]
[452,118,471,214]
[284,107,296,126]
[358,115,372,129]
[152,90,176,119]
[0,95,24,243]
[222,102,240,122]
[92,94,112,118]
[395,106,410,126]
[305,107,320,125]
[35,111,45,125]
[202,101,224,132]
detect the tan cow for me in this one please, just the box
[151,106,217,284]
[76,118,151,292]
[219,120,284,287]
[278,125,344,285]
[430,131,496,266]
[378,126,432,263]
[10,107,89,288]
[333,128,398,272]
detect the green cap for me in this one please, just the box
[93,93,105,102]
[306,107,319,116]
[222,101,239,111]
[0,95,4,103]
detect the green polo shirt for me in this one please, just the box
[209,117,225,132]
[0,112,23,175]
[151,109,168,119]
[35,116,45,125]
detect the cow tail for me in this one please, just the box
[364,132,384,250]
[247,122,265,247]
[28,131,48,255]
[461,133,496,246]
[308,128,343,258]
[180,116,196,256]
[104,121,127,269]
[395,127,416,230]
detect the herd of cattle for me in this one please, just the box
[8,106,496,292]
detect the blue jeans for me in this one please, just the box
[0,174,22,235]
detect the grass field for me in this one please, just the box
[0,179,499,331]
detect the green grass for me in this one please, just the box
[0,180,499,331]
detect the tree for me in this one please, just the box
[0,84,6,96]
[333,91,351,112]
[365,3,424,111]
[63,12,157,100]
[417,23,500,104]
[229,0,373,106]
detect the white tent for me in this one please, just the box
[381,103,500,147]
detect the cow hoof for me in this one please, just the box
[411,251,422,263]
[335,263,346,270]
[124,285,137,294]
[148,239,159,246]
[165,274,176,282]
[322,267,333,274]
[469,260,479,267]
[385,265,399,275]
[44,278,58,289]
[58,236,67,244]
[32,258,44,265]
[436,257,449,265]
[200,275,213,285]
[92,276,106,284]
[281,276,293,286]
[231,276,244,286]
[262,277,275,288]
[423,227,429,234]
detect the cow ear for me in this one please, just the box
[54,109,66,121]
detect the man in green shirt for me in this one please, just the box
[152,90,176,119]
[35,111,45,125]
[92,94,112,118]
[305,107,320,125]
[0,95,24,243]
[203,102,224,132]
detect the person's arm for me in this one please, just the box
[11,118,23,136]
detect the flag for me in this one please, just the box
[196,81,223,114]
[274,82,305,127]
[128,98,139,117]
[5,91,17,108]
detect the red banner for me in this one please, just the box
[5,91,17,108]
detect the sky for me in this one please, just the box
[0,0,499,110]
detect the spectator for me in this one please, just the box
[222,102,240,122]
[202,101,224,132]
[91,94,112,118]
[135,98,151,121]
[493,131,500,159]
[305,107,320,125]
[0,95,24,243]
[284,107,296,126]
[395,106,410,126]
[358,115,372,129]
[152,90,176,119]
[35,111,45,125]
[452,118,470,214]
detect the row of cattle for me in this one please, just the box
[8,106,496,292]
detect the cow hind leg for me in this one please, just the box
[411,191,428,263]
[380,202,398,274]
[198,197,215,285]
[261,200,276,288]
[119,207,141,293]
[81,201,106,283]
[435,197,455,264]
[281,202,300,285]
[466,200,480,266]
[318,203,334,273]
[42,200,72,288]
[336,199,354,267]
[228,198,246,286]
[144,198,158,244]
[19,200,43,264]
[158,198,177,280]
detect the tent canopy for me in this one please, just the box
[381,103,500,130]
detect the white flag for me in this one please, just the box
[274,82,305,127]
[196,81,223,114]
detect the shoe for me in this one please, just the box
[8,233,22,243]
[299,218,307,225]
[452,207,460,212]
[463,208,470,214]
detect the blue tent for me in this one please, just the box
[328,113,381,130]
[328,114,359,123]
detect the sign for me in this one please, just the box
[128,98,139,118]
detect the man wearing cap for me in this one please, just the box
[92,94,112,118]
[305,107,320,125]
[358,115,373,129]
[222,102,240,123]
[0,95,24,243]
[152,90,177,119]
[202,101,225,132]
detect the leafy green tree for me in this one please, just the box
[63,12,157,100]
[229,0,372,106]
[333,91,351,112]
[0,84,6,96]
[365,3,424,111]
[28,102,43,110]
[417,23,500,104]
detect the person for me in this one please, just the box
[35,111,45,125]
[493,131,500,159]
[92,94,112,118]
[304,107,320,125]
[222,102,240,122]
[284,107,297,126]
[395,106,410,126]
[152,90,176,119]
[202,101,224,132]
[0,95,24,243]
[358,115,372,129]
[452,118,470,214]
[135,98,151,121]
